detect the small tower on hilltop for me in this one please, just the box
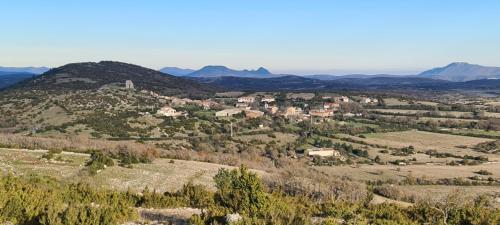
[125,80,134,89]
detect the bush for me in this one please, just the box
[213,165,269,216]
[86,150,114,175]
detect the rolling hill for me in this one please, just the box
[9,61,217,97]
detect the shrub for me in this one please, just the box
[213,165,269,216]
[86,150,114,175]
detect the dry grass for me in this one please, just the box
[369,109,474,117]
[0,148,87,179]
[0,147,266,192]
[383,98,409,106]
[79,158,265,192]
[401,185,500,205]
[234,132,298,145]
[362,130,494,158]
[315,163,500,183]
[0,134,159,158]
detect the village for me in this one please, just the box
[124,80,380,160]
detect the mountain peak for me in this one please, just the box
[446,62,475,67]
[419,62,500,82]
[184,65,275,78]
[255,67,271,74]
[200,65,231,71]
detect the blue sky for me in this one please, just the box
[1,0,499,74]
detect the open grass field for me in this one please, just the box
[403,185,500,201]
[450,129,500,138]
[362,130,496,159]
[383,98,410,106]
[371,108,500,119]
[382,98,440,107]
[80,158,259,192]
[235,132,298,145]
[0,148,266,193]
[368,109,474,117]
[376,114,479,123]
[316,163,500,182]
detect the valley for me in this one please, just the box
[1,61,500,224]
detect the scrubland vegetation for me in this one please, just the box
[0,166,498,225]
[2,85,500,224]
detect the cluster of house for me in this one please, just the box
[148,90,374,120]
[214,95,356,120]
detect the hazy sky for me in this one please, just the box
[1,0,499,74]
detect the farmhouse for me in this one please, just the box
[282,107,303,118]
[216,108,243,117]
[306,148,345,160]
[261,97,275,103]
[156,106,183,117]
[361,97,379,104]
[237,96,255,103]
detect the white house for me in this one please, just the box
[361,97,379,104]
[237,96,255,103]
[306,148,345,160]
[156,106,183,117]
[261,97,275,103]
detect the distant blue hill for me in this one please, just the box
[0,72,36,89]
[160,65,276,78]
[159,67,195,76]
[419,62,500,82]
[0,66,49,74]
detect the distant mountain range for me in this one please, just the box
[3,61,500,92]
[162,62,500,82]
[418,62,500,82]
[161,65,275,78]
[159,67,195,76]
[0,66,50,74]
